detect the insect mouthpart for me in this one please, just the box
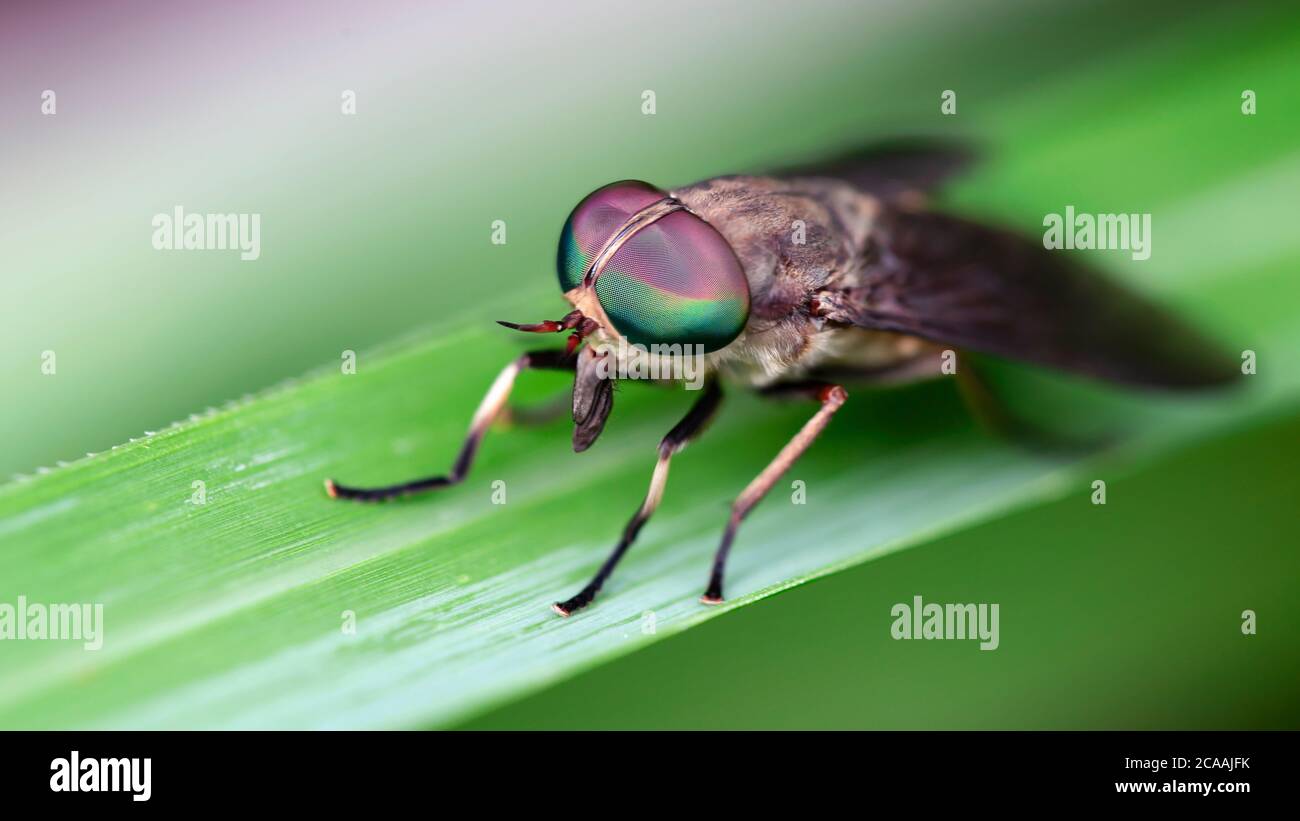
[495,308,616,452]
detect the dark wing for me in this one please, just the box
[771,138,978,200]
[815,207,1239,389]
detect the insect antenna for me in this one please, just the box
[497,309,598,355]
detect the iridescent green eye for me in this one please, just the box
[557,181,750,353]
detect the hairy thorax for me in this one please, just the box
[673,175,934,387]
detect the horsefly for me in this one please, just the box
[326,141,1238,615]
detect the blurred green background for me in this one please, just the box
[3,0,1297,727]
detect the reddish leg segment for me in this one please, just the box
[701,383,847,604]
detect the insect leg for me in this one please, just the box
[552,379,724,616]
[701,383,847,604]
[325,349,573,502]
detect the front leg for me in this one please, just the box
[553,379,724,616]
[325,349,573,502]
[701,383,847,604]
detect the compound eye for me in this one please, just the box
[557,181,751,353]
[596,210,750,353]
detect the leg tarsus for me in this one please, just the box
[553,583,599,616]
[325,475,451,502]
[701,513,739,603]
